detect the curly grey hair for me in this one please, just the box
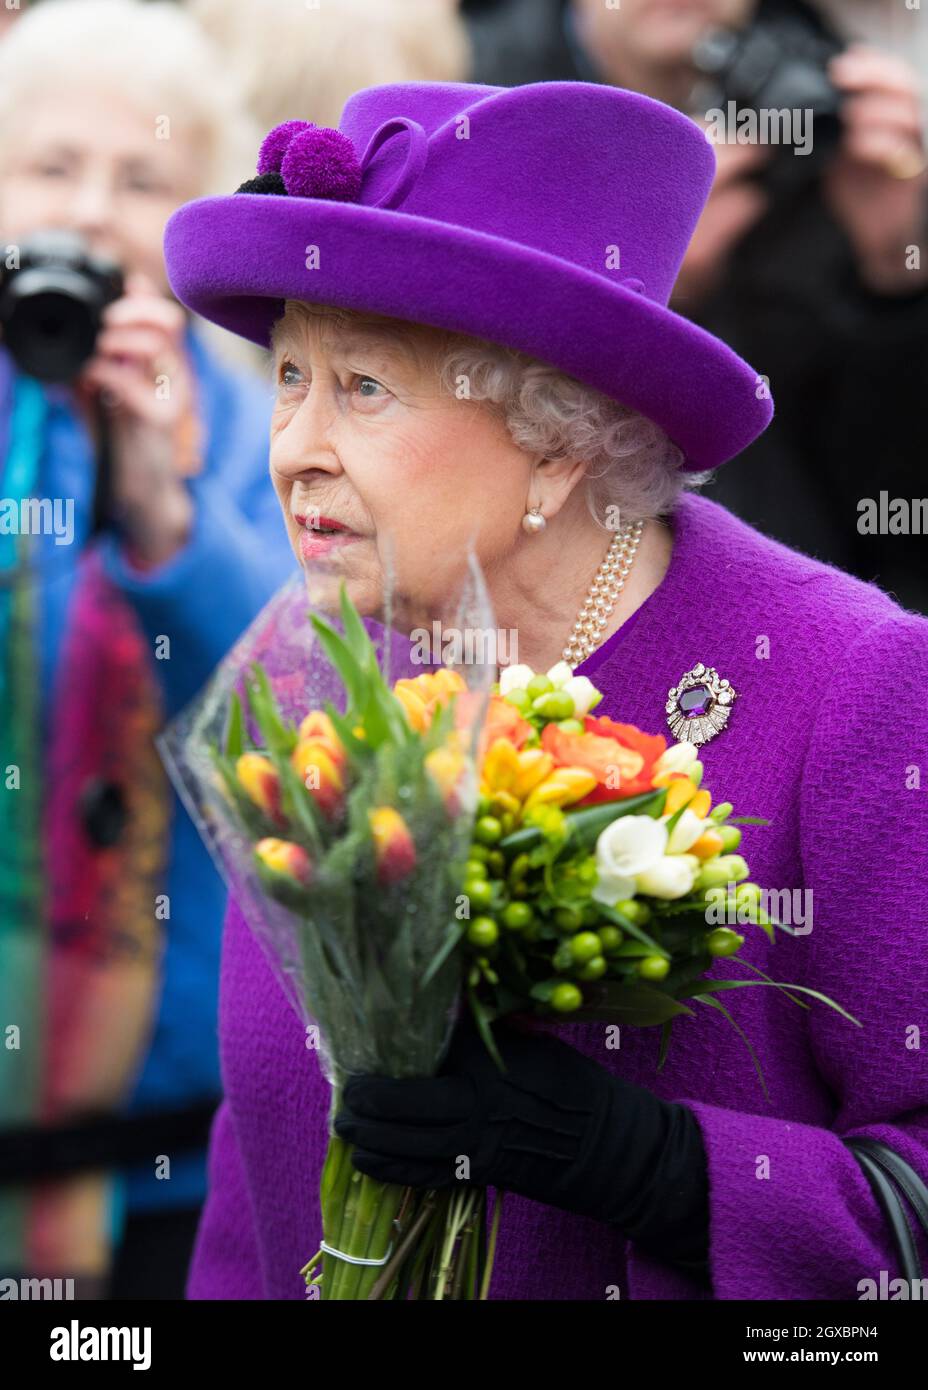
[269,301,710,525]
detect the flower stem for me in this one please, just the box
[478,1190,503,1301]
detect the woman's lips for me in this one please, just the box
[294,513,358,563]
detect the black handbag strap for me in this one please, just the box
[845,1136,928,1284]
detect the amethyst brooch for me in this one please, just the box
[665,663,737,747]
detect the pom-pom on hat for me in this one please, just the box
[163,81,774,471]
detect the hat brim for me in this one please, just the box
[164,192,772,471]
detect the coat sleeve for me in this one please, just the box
[185,1098,266,1300]
[625,610,928,1300]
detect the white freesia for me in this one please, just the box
[545,661,574,690]
[498,664,535,696]
[664,807,710,854]
[560,675,600,717]
[653,741,699,777]
[636,853,700,900]
[592,816,668,905]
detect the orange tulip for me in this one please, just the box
[236,752,285,827]
[369,807,417,885]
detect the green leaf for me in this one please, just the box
[274,750,324,854]
[339,582,376,669]
[684,977,861,1026]
[572,981,695,1026]
[224,691,245,759]
[656,1018,674,1072]
[245,663,295,755]
[422,921,466,989]
[323,702,371,767]
[467,988,506,1074]
[499,789,666,857]
[597,902,666,955]
[309,614,367,713]
[693,993,771,1102]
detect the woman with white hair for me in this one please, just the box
[0,0,291,1297]
[165,83,928,1299]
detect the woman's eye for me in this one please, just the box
[278,359,303,389]
[355,375,387,399]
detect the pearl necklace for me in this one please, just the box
[562,519,644,667]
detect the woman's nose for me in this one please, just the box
[271,385,342,482]
[68,175,116,238]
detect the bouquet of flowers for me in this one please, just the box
[160,578,856,1301]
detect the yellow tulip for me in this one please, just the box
[369,807,417,884]
[236,752,285,827]
[255,837,313,887]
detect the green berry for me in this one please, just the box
[706,927,743,957]
[467,916,499,948]
[709,801,733,823]
[526,674,554,699]
[464,878,494,911]
[637,955,670,981]
[533,690,575,720]
[502,901,534,932]
[554,906,584,933]
[475,815,503,845]
[464,859,486,881]
[486,850,505,876]
[598,925,624,954]
[569,931,602,964]
[504,688,532,712]
[556,718,585,734]
[577,954,607,981]
[614,898,651,926]
[718,824,742,852]
[550,982,583,1013]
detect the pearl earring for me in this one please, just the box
[521,506,546,535]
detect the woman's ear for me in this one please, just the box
[531,455,588,521]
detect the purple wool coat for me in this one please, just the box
[186,491,928,1300]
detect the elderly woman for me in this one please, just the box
[164,81,928,1300]
[0,0,291,1296]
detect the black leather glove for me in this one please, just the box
[334,1014,711,1284]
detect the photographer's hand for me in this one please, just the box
[825,44,928,296]
[74,270,201,567]
[671,137,771,310]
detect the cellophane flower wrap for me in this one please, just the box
[157,566,498,1299]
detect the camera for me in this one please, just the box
[693,0,845,194]
[0,228,124,384]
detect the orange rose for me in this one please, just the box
[540,717,667,804]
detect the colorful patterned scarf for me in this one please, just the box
[0,363,171,1285]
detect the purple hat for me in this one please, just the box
[163,81,773,471]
